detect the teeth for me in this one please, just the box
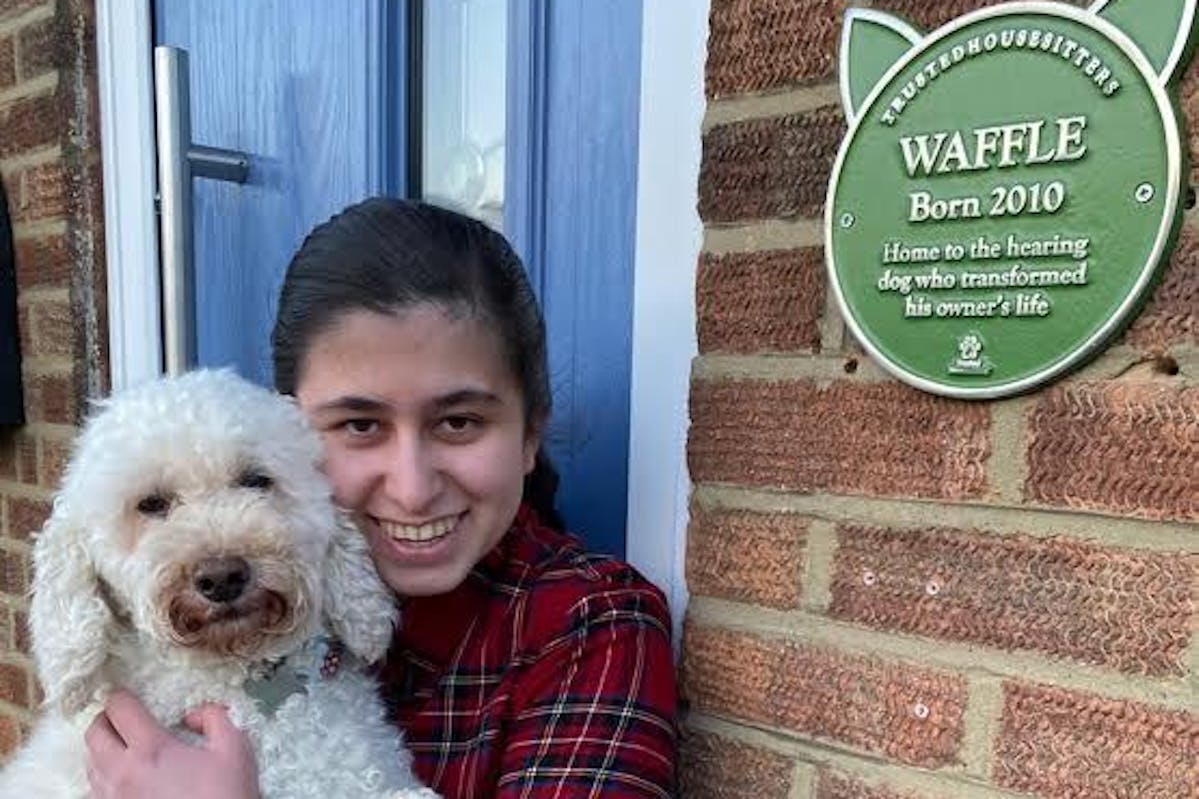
[379,516,457,543]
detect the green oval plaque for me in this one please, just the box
[827,1,1195,398]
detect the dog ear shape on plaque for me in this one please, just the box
[29,509,114,715]
[1091,0,1197,83]
[840,9,922,123]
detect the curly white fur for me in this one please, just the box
[0,369,438,799]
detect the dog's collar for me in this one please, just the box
[245,636,348,718]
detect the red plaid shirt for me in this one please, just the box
[378,506,678,798]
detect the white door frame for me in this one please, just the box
[95,0,703,637]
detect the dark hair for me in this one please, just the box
[272,197,562,528]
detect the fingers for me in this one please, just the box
[183,703,244,752]
[98,690,169,751]
[84,705,126,762]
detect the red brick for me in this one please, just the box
[697,248,825,354]
[996,682,1199,799]
[0,713,21,757]
[0,36,14,89]
[1124,224,1198,349]
[13,161,68,224]
[830,525,1195,676]
[12,232,70,289]
[36,435,68,488]
[0,92,60,158]
[0,662,28,708]
[817,772,922,799]
[6,494,49,541]
[686,507,806,609]
[1025,383,1199,522]
[688,378,990,500]
[0,429,35,483]
[875,0,1086,31]
[12,610,28,656]
[680,728,796,799]
[22,371,76,424]
[1181,58,1199,188]
[699,107,845,224]
[26,298,76,359]
[16,13,65,78]
[683,623,966,767]
[0,548,27,595]
[706,0,846,99]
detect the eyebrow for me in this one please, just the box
[311,390,503,415]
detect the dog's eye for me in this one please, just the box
[136,494,172,516]
[237,470,274,491]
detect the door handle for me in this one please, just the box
[153,46,250,376]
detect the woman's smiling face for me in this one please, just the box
[296,304,538,597]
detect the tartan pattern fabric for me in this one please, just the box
[379,506,679,798]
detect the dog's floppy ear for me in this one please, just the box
[29,501,113,715]
[321,513,397,664]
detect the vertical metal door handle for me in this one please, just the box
[153,46,250,376]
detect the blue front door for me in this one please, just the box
[152,1,640,556]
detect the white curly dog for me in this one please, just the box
[0,369,437,798]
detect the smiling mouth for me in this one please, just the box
[374,514,462,543]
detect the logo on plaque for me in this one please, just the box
[826,0,1195,398]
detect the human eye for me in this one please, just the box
[344,418,380,435]
[436,414,483,441]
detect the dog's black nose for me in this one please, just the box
[194,557,252,603]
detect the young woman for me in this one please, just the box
[84,198,678,798]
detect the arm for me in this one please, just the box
[85,690,261,799]
[497,585,678,798]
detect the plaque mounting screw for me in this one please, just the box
[1135,183,1155,203]
[840,212,856,228]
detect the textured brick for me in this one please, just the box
[688,379,990,500]
[875,0,1085,31]
[697,248,825,354]
[706,0,845,98]
[0,429,35,483]
[0,662,28,708]
[1025,383,1198,522]
[0,36,14,89]
[37,435,68,488]
[1124,224,1198,349]
[0,548,27,596]
[22,371,75,424]
[699,107,844,224]
[1180,53,1199,188]
[5,495,49,541]
[0,92,59,158]
[13,161,68,223]
[996,683,1199,799]
[817,772,921,799]
[26,298,76,359]
[16,13,65,78]
[683,624,966,767]
[680,728,796,799]
[830,525,1195,676]
[12,610,28,656]
[686,507,806,609]
[0,713,20,757]
[12,232,70,288]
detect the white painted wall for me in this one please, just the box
[626,0,708,648]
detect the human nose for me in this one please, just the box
[382,432,442,514]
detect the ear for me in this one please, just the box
[29,502,113,715]
[321,512,397,664]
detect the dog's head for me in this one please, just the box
[30,369,397,714]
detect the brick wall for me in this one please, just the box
[0,0,104,754]
[682,2,1197,798]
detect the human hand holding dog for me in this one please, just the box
[85,690,260,799]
